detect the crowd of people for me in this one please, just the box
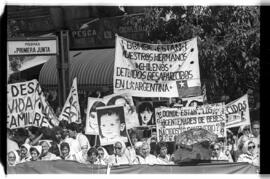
[7,119,260,167]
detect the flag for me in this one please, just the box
[59,78,81,124]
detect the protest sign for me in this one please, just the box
[225,94,250,128]
[7,80,57,129]
[114,35,201,98]
[104,93,139,129]
[59,78,81,124]
[136,101,155,127]
[85,97,106,135]
[156,103,226,142]
[96,105,128,146]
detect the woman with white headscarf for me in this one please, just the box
[7,150,20,166]
[97,146,109,164]
[108,141,131,165]
[29,146,42,161]
[20,143,31,163]
[40,140,61,161]
[237,140,259,167]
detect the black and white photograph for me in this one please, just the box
[2,0,264,176]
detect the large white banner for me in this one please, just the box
[7,79,57,129]
[59,78,81,124]
[85,93,139,135]
[114,35,201,98]
[156,103,226,142]
[225,94,251,128]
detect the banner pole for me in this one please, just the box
[94,135,97,147]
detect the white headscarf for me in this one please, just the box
[114,141,127,156]
[20,143,31,159]
[242,140,255,155]
[7,150,20,166]
[97,146,109,160]
[30,145,42,157]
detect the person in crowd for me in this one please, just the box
[210,143,233,162]
[86,148,106,165]
[7,150,20,166]
[237,140,259,167]
[137,101,155,126]
[237,125,252,154]
[250,121,260,155]
[135,141,159,164]
[20,143,31,163]
[40,140,60,161]
[7,128,19,153]
[62,126,81,155]
[97,146,109,165]
[29,146,42,161]
[173,98,184,108]
[108,141,131,165]
[67,122,91,151]
[59,120,69,132]
[49,127,63,156]
[188,100,203,107]
[13,128,29,147]
[25,126,43,146]
[225,131,238,162]
[60,142,76,160]
[134,141,143,155]
[107,95,139,129]
[126,131,138,163]
[156,142,174,165]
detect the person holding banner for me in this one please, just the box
[135,142,159,165]
[237,140,259,167]
[97,147,109,164]
[156,142,174,165]
[20,144,31,163]
[108,141,131,165]
[210,143,233,162]
[7,150,20,166]
[86,148,106,165]
[29,146,42,161]
[60,142,76,161]
[40,140,61,161]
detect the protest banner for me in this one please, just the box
[96,105,128,146]
[225,94,250,128]
[114,35,201,98]
[85,97,106,135]
[7,79,57,129]
[104,93,139,129]
[59,78,81,124]
[156,103,226,142]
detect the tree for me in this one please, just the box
[135,6,260,103]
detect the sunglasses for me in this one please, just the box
[98,152,104,155]
[248,145,256,149]
[114,147,122,150]
[213,148,220,151]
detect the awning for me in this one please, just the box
[39,48,115,91]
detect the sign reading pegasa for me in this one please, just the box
[113,35,201,98]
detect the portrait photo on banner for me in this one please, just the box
[85,97,106,135]
[104,93,140,129]
[136,101,155,127]
[96,105,128,146]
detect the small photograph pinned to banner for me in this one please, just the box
[97,105,128,146]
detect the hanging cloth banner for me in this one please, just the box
[225,94,251,128]
[7,79,57,129]
[59,77,81,124]
[114,35,201,98]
